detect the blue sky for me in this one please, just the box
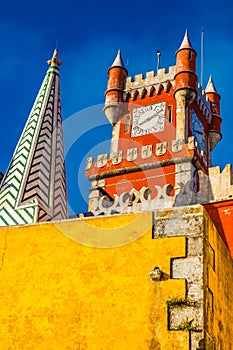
[0,0,233,214]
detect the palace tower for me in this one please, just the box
[86,31,222,217]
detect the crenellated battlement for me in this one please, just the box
[195,85,212,122]
[125,66,176,96]
[85,136,208,176]
[208,164,233,199]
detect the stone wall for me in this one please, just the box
[154,205,233,349]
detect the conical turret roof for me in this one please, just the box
[178,30,194,51]
[205,75,218,94]
[110,49,126,69]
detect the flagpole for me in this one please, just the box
[200,27,204,87]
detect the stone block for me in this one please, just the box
[153,206,204,237]
[169,304,203,329]
[172,256,203,283]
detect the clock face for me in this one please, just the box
[131,102,165,137]
[192,111,205,150]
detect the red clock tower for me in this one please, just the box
[86,31,221,213]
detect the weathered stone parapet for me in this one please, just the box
[208,164,233,199]
[153,205,205,237]
[195,164,233,204]
[125,66,176,95]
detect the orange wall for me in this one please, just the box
[204,208,233,348]
[105,164,176,197]
[204,200,233,257]
[118,87,176,149]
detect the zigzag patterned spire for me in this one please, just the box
[0,49,68,225]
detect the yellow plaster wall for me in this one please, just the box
[205,213,233,349]
[0,212,190,349]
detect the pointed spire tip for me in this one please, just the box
[110,49,126,69]
[205,75,218,93]
[178,29,194,51]
[47,48,62,67]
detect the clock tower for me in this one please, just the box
[86,31,221,213]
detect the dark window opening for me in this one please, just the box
[166,106,172,124]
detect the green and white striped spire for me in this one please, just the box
[0,48,68,225]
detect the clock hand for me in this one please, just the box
[139,114,156,125]
[147,115,156,122]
